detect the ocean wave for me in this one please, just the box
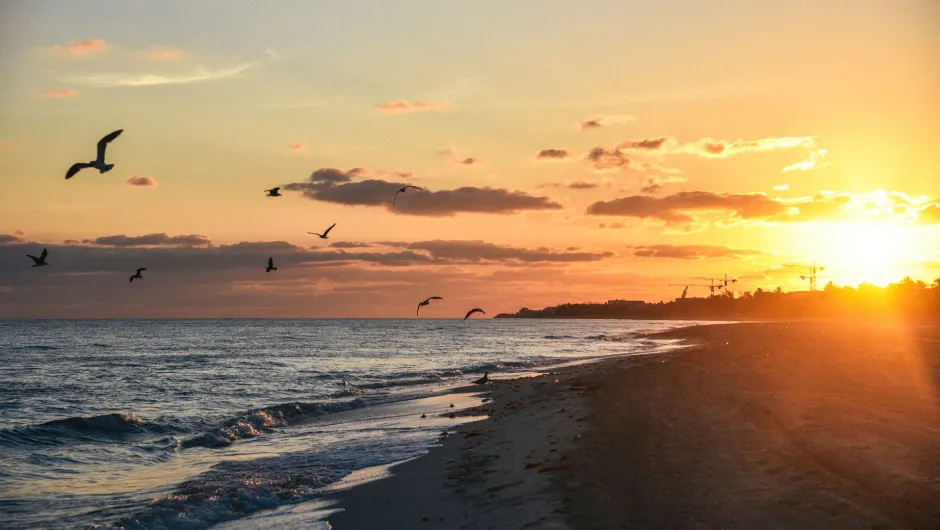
[542,334,576,340]
[0,413,178,448]
[586,332,639,342]
[181,399,367,449]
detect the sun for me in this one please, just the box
[810,222,920,286]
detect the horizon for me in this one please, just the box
[2,0,939,318]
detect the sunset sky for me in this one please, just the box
[1,0,938,317]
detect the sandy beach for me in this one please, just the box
[326,321,940,529]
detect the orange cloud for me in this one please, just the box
[126,176,157,188]
[40,89,79,99]
[376,100,452,113]
[536,149,575,161]
[782,149,828,172]
[580,114,636,129]
[148,47,184,60]
[587,147,633,171]
[633,244,764,259]
[618,137,673,151]
[682,136,816,158]
[291,142,307,154]
[50,39,109,57]
[640,175,686,194]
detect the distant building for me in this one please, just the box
[606,299,644,306]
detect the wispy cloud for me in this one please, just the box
[376,100,452,113]
[40,89,79,99]
[580,114,636,130]
[68,61,263,88]
[291,142,307,154]
[782,149,828,172]
[147,47,184,61]
[682,136,816,158]
[50,39,109,57]
[773,184,790,191]
[126,175,157,188]
[640,175,686,194]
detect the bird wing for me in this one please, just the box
[66,162,92,179]
[26,254,39,263]
[268,257,274,268]
[322,223,336,236]
[429,296,443,300]
[392,190,402,206]
[407,185,424,191]
[96,129,123,163]
[40,248,48,260]
[137,268,146,274]
[268,187,279,194]
[417,304,422,316]
[464,308,484,319]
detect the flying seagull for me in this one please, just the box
[393,185,423,207]
[308,223,336,239]
[473,372,489,385]
[464,308,486,320]
[265,187,282,197]
[417,296,443,316]
[27,248,49,267]
[65,129,123,180]
[266,257,277,272]
[129,268,146,283]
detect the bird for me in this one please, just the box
[27,248,49,267]
[266,257,277,272]
[65,129,123,180]
[417,296,443,316]
[308,223,336,239]
[473,372,489,385]
[265,187,282,197]
[392,185,423,207]
[464,308,486,320]
[129,268,146,283]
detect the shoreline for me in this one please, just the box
[321,321,940,529]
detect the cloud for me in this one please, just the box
[632,244,764,259]
[587,147,633,171]
[640,175,686,194]
[442,149,487,166]
[84,233,211,247]
[580,114,636,129]
[682,136,816,158]
[380,240,613,263]
[126,175,157,188]
[618,137,673,151]
[598,222,627,229]
[917,204,940,224]
[148,47,184,60]
[69,62,259,88]
[40,89,79,99]
[586,191,786,223]
[50,39,109,57]
[330,241,374,249]
[376,100,452,113]
[283,168,563,216]
[536,149,575,161]
[291,142,307,154]
[0,234,25,244]
[773,184,790,191]
[540,180,599,190]
[782,149,828,172]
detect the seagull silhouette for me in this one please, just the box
[129,268,146,283]
[27,248,49,267]
[65,129,123,180]
[308,223,336,239]
[473,372,489,385]
[265,187,282,197]
[417,296,443,316]
[393,185,423,207]
[464,308,486,320]
[266,257,277,272]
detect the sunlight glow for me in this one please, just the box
[811,222,920,286]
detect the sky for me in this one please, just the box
[1,0,938,317]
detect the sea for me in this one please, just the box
[0,318,706,529]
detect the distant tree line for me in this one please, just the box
[495,277,940,320]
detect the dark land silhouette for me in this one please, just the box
[496,277,940,320]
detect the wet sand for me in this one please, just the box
[327,321,940,529]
